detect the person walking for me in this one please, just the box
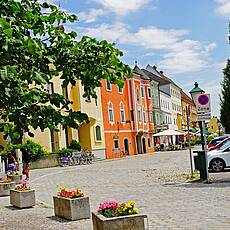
[21,148,30,180]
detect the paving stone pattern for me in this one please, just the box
[0,147,229,229]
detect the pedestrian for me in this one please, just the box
[21,148,30,180]
[7,151,16,172]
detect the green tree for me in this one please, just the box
[220,59,230,133]
[0,0,131,143]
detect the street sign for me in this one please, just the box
[197,113,211,121]
[196,94,211,114]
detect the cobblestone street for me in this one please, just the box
[1,147,230,229]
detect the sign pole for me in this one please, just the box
[186,105,193,175]
[203,121,209,182]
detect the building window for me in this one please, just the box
[150,112,154,123]
[120,103,125,122]
[141,87,144,97]
[130,110,134,121]
[62,85,68,99]
[45,82,54,94]
[138,108,141,121]
[136,88,140,103]
[148,138,151,147]
[148,88,151,98]
[143,111,146,123]
[114,139,119,149]
[85,95,91,102]
[106,80,112,91]
[109,108,114,122]
[95,125,102,142]
[118,86,123,93]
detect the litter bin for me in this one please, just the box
[193,150,208,180]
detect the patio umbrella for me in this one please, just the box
[153,129,185,137]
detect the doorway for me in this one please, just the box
[142,138,147,153]
[124,139,129,155]
[135,135,142,154]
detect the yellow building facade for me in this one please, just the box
[28,78,106,159]
[181,91,197,131]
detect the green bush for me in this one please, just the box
[195,138,201,145]
[57,148,73,156]
[69,140,81,151]
[0,140,47,162]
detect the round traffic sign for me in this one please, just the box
[198,94,209,106]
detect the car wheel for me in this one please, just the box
[210,159,225,172]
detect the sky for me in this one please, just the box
[42,0,230,116]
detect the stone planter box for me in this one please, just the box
[0,182,16,196]
[8,174,23,183]
[10,189,35,208]
[53,196,90,221]
[92,212,148,230]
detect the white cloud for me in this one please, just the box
[158,40,216,74]
[93,0,151,16]
[82,23,216,74]
[215,0,230,17]
[78,8,106,23]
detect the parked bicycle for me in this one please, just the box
[58,150,95,167]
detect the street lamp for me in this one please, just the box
[190,82,209,181]
[217,119,221,136]
[189,82,205,150]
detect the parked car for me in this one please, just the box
[209,137,230,151]
[208,144,230,172]
[208,135,230,148]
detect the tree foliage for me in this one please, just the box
[220,59,230,133]
[0,0,132,142]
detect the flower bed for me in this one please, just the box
[10,180,35,208]
[7,171,23,183]
[92,201,148,230]
[0,179,16,196]
[53,187,90,221]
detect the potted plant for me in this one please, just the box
[10,180,35,208]
[0,178,16,197]
[7,171,23,183]
[92,200,148,230]
[53,187,90,220]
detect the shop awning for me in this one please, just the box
[153,129,185,137]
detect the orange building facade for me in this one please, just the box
[101,70,155,159]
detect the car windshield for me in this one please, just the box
[219,140,230,150]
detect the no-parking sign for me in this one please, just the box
[196,94,211,114]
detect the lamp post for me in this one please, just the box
[217,120,221,136]
[190,82,209,181]
[190,82,205,150]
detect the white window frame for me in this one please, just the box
[120,102,125,123]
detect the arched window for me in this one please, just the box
[120,102,125,123]
[95,125,102,141]
[108,102,114,122]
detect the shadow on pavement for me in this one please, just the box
[47,216,73,223]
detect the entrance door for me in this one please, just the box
[124,139,129,155]
[142,138,147,153]
[135,135,142,154]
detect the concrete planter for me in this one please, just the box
[53,196,90,221]
[10,189,35,208]
[92,212,148,230]
[0,182,16,196]
[8,174,23,183]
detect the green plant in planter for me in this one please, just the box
[69,140,81,151]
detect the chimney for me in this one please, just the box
[160,71,163,74]
[153,65,157,70]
